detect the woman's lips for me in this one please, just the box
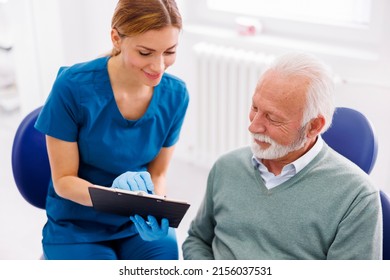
[144,71,161,80]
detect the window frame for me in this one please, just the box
[183,0,386,50]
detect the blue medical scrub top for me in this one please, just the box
[35,56,189,244]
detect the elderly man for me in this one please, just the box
[182,52,382,260]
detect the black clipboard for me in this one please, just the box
[88,185,190,228]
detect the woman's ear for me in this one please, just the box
[111,28,122,50]
[307,115,326,138]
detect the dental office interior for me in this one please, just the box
[1,0,389,260]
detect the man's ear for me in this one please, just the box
[307,115,326,138]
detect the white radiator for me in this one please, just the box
[193,42,274,166]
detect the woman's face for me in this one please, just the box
[113,26,180,87]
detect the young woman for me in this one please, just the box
[35,0,189,260]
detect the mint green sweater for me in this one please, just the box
[182,145,382,259]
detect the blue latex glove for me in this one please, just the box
[111,171,154,193]
[130,215,169,241]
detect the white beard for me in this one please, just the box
[250,130,307,160]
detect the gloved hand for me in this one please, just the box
[111,171,154,193]
[130,215,169,241]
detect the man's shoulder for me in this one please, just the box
[313,144,378,192]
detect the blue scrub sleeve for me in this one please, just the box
[35,67,81,142]
[163,88,189,147]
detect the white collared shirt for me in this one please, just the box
[251,136,324,189]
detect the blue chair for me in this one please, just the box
[11,106,49,209]
[11,106,48,259]
[322,106,389,260]
[380,191,390,260]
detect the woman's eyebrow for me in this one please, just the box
[136,44,177,51]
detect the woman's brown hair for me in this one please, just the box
[111,0,182,56]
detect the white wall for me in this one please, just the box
[6,0,61,113]
[7,0,116,115]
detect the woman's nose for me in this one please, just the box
[150,56,165,73]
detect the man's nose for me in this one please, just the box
[248,112,266,134]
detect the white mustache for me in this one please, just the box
[251,133,275,145]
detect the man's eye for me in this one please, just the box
[267,115,281,124]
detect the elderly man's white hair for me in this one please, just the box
[263,52,335,133]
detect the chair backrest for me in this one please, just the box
[322,107,378,174]
[322,106,389,259]
[380,191,390,260]
[11,106,50,209]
